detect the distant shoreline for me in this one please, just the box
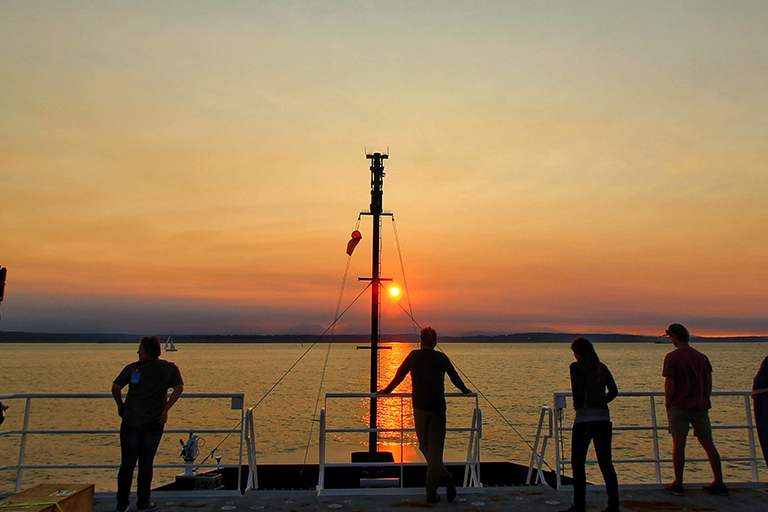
[2,331,767,344]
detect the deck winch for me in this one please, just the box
[174,432,224,490]
[179,433,200,475]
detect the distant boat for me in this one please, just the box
[165,333,178,352]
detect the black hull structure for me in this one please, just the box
[158,461,571,493]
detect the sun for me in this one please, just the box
[389,286,400,298]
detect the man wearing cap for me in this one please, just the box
[662,323,728,497]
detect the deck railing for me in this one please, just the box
[529,390,764,490]
[317,392,481,496]
[0,393,246,496]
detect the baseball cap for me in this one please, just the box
[664,323,689,338]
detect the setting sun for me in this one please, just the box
[389,286,400,298]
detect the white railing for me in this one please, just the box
[243,407,258,491]
[0,393,246,496]
[529,391,764,490]
[317,392,481,495]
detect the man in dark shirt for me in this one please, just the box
[662,323,727,497]
[378,327,471,503]
[112,336,184,512]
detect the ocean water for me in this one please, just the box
[1,341,767,493]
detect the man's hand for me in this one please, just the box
[111,383,125,417]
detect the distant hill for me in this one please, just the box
[1,331,767,344]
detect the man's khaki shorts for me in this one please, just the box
[667,406,712,439]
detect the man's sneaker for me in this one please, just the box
[426,495,441,504]
[116,505,129,512]
[137,503,158,512]
[446,474,457,502]
[702,482,729,496]
[664,482,685,496]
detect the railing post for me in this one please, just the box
[475,407,482,486]
[553,393,566,491]
[527,408,545,485]
[464,407,481,487]
[237,406,244,493]
[744,394,759,482]
[244,407,258,491]
[399,395,405,488]
[527,407,552,485]
[317,408,326,493]
[650,395,662,484]
[15,397,32,493]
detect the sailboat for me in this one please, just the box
[164,333,178,352]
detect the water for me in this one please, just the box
[2,341,767,493]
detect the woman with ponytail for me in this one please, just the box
[561,338,620,512]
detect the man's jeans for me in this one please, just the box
[117,421,164,508]
[414,408,451,500]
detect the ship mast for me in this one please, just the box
[360,148,391,458]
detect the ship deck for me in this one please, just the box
[90,484,768,512]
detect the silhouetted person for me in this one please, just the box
[378,327,471,503]
[560,338,620,512]
[112,336,183,512]
[662,323,728,497]
[752,356,768,469]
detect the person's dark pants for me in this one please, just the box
[414,408,451,500]
[571,420,619,511]
[117,421,165,508]
[754,394,768,466]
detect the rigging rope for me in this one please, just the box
[391,216,419,336]
[375,220,552,470]
[382,292,555,471]
[302,339,333,469]
[301,217,361,469]
[195,212,554,475]
[436,346,555,473]
[252,282,372,411]
[194,282,373,471]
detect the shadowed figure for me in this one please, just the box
[661,323,728,497]
[560,338,620,512]
[378,327,471,503]
[112,336,184,512]
[752,356,768,468]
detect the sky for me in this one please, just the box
[1,1,766,336]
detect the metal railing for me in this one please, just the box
[0,393,247,495]
[529,390,764,490]
[243,407,258,491]
[317,392,481,495]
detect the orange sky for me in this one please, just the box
[1,2,766,336]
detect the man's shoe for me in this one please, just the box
[116,505,129,512]
[702,482,729,496]
[137,503,158,512]
[664,482,685,496]
[426,495,441,504]
[446,474,457,503]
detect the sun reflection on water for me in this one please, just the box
[353,341,422,459]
